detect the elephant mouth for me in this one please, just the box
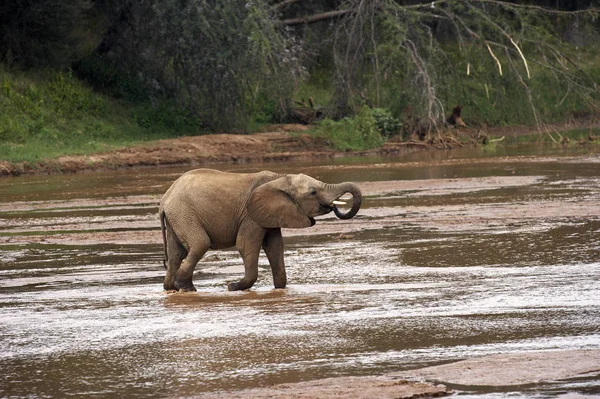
[329,199,346,214]
[331,191,361,220]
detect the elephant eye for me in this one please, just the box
[308,187,317,196]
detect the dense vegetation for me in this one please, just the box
[1,0,600,161]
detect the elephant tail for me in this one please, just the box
[159,210,168,270]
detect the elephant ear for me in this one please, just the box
[247,177,313,229]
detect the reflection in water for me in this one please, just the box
[1,147,599,398]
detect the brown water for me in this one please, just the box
[1,145,600,398]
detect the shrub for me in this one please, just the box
[314,106,385,151]
[371,108,402,139]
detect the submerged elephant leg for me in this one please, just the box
[228,246,260,291]
[174,232,210,292]
[228,228,264,291]
[162,214,186,290]
[164,226,187,291]
[262,228,286,289]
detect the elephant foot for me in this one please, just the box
[227,282,252,291]
[174,279,197,292]
[273,279,287,289]
[227,282,240,291]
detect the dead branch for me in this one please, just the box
[277,8,355,26]
[471,0,600,16]
[475,8,531,78]
[403,38,444,135]
[485,42,503,76]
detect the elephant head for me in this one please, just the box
[246,173,362,229]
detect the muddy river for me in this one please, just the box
[1,145,599,398]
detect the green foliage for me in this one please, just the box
[294,70,333,112]
[133,102,200,131]
[74,54,151,102]
[318,0,600,131]
[95,0,299,132]
[313,106,385,151]
[46,71,107,116]
[433,44,600,127]
[370,108,402,139]
[0,66,199,163]
[3,0,600,165]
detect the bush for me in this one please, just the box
[91,0,299,132]
[47,71,106,116]
[371,108,402,139]
[133,101,200,131]
[74,54,151,102]
[313,106,385,151]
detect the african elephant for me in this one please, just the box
[159,168,362,292]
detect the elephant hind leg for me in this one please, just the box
[163,222,187,291]
[174,231,210,292]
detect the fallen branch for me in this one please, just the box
[385,141,430,147]
[509,37,531,79]
[276,8,355,26]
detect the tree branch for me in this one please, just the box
[276,8,355,26]
[471,0,600,15]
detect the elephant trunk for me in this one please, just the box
[330,182,362,220]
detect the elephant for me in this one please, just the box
[159,168,362,292]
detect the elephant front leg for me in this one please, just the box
[263,228,286,289]
[228,231,263,291]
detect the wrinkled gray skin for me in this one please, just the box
[159,168,362,291]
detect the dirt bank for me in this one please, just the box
[0,125,338,176]
[1,120,597,177]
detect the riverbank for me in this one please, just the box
[1,120,598,177]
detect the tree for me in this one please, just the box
[7,0,598,134]
[0,0,95,68]
[275,0,600,136]
[87,0,300,131]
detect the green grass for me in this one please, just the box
[0,66,200,163]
